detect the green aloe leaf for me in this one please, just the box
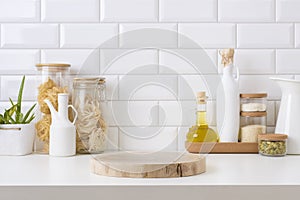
[0,76,36,124]
[25,114,35,124]
[16,76,25,122]
[8,115,16,124]
[9,98,15,106]
[22,103,36,123]
[3,110,11,124]
[0,114,5,124]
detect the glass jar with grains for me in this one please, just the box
[240,93,267,112]
[240,112,267,142]
[258,134,288,157]
[35,63,71,153]
[72,77,107,154]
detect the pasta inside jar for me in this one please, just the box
[73,77,107,154]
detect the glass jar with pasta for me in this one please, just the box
[35,63,71,153]
[72,77,107,154]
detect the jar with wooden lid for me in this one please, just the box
[240,93,267,112]
[35,63,71,153]
[240,112,267,142]
[258,134,287,157]
[72,77,107,154]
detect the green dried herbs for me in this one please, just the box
[259,140,286,156]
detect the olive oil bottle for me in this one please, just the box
[186,92,219,143]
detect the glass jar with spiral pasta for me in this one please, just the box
[35,63,71,153]
[72,77,107,154]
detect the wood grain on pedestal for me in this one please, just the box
[91,152,206,178]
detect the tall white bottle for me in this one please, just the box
[217,49,240,142]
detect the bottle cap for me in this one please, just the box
[219,48,234,67]
[197,92,207,104]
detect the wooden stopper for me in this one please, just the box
[36,63,71,67]
[258,133,288,140]
[240,111,267,117]
[219,48,234,67]
[240,93,267,98]
[197,91,206,104]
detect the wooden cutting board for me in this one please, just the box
[91,152,206,178]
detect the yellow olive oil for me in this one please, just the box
[186,92,219,143]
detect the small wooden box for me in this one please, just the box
[186,142,258,154]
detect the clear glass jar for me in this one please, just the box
[240,93,267,112]
[258,134,287,157]
[73,77,107,154]
[240,112,267,142]
[35,63,71,153]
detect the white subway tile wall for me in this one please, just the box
[0,0,298,151]
[0,0,40,22]
[276,49,300,73]
[41,0,100,22]
[179,23,236,48]
[276,0,300,22]
[41,49,100,74]
[237,24,294,48]
[234,50,275,74]
[159,0,217,22]
[60,24,118,48]
[218,0,275,22]
[100,0,158,22]
[1,24,59,48]
[119,23,177,48]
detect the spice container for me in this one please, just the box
[240,112,266,142]
[73,77,107,154]
[258,134,287,156]
[240,93,267,112]
[35,63,71,153]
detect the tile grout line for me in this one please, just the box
[274,0,277,22]
[58,24,61,48]
[157,0,160,22]
[294,23,296,48]
[1,47,300,50]
[118,23,121,48]
[157,100,160,128]
[274,48,277,74]
[39,0,42,23]
[117,126,120,151]
[99,0,101,22]
[235,24,238,48]
[176,23,179,48]
[0,21,289,24]
[157,48,160,74]
[216,0,219,22]
[0,25,1,48]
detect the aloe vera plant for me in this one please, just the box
[0,76,36,124]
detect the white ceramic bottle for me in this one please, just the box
[44,93,78,156]
[217,49,240,142]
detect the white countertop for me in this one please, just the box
[1,154,300,200]
[1,153,300,186]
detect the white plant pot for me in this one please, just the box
[0,123,35,156]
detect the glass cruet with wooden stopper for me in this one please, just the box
[186,92,219,143]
